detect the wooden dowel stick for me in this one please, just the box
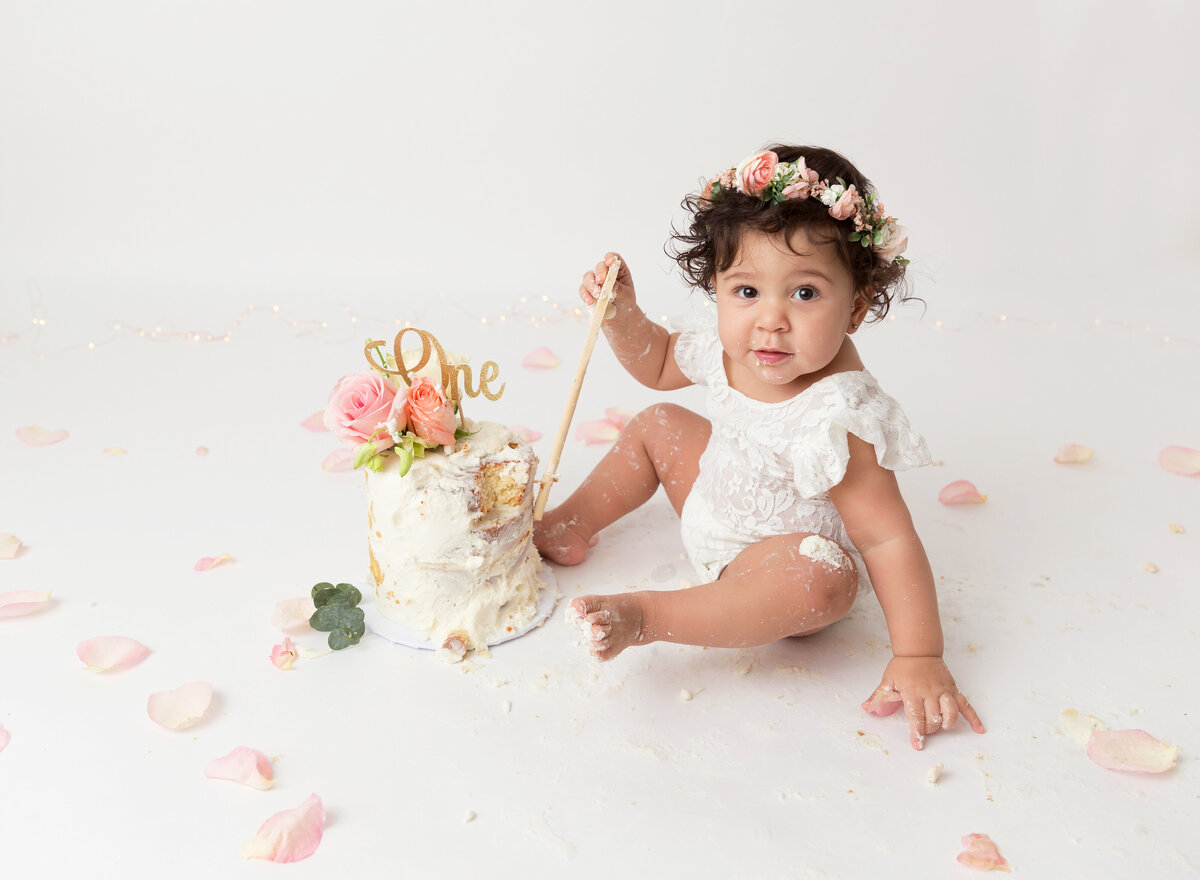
[533,259,621,520]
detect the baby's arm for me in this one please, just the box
[582,253,691,391]
[828,434,985,750]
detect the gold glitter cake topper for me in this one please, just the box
[363,327,506,409]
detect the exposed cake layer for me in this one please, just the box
[366,420,544,653]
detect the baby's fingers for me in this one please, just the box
[939,692,959,730]
[904,699,927,750]
[861,685,902,716]
[956,693,986,734]
[923,696,944,737]
[579,270,600,306]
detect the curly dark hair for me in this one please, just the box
[668,144,912,322]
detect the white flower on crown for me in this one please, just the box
[820,184,844,207]
[873,220,909,264]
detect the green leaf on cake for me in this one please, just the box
[396,444,414,477]
[333,583,362,606]
[309,582,365,650]
[311,582,338,607]
[353,441,378,470]
[328,615,365,650]
[312,581,361,609]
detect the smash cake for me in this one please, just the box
[323,328,550,660]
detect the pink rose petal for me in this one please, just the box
[194,553,232,572]
[604,407,634,431]
[1086,728,1178,773]
[300,411,328,432]
[206,746,275,790]
[102,447,127,456]
[272,597,317,634]
[15,425,69,446]
[77,636,150,672]
[0,590,51,618]
[271,637,298,670]
[576,419,621,446]
[0,725,8,753]
[1159,445,1200,476]
[938,480,988,505]
[509,425,542,443]
[957,833,1011,872]
[0,534,21,560]
[1054,444,1093,464]
[147,681,213,730]
[243,794,325,863]
[322,448,354,473]
[521,346,559,369]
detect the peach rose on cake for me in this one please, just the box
[734,150,779,196]
[323,371,398,451]
[406,377,457,446]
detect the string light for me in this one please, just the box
[2,289,1195,360]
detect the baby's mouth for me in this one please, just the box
[753,349,792,365]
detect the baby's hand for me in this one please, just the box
[861,655,985,751]
[580,252,636,314]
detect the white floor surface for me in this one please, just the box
[2,289,1197,879]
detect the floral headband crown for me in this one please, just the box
[701,150,909,266]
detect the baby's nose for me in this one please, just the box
[755,301,789,331]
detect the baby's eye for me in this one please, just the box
[733,286,758,300]
[792,286,818,302]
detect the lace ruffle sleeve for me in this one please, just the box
[790,373,933,499]
[670,299,721,387]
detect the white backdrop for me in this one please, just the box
[2,0,1198,334]
[3,4,1200,878]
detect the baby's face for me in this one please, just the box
[714,228,867,402]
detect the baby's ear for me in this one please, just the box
[849,289,873,331]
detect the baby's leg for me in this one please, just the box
[534,403,709,565]
[568,533,857,660]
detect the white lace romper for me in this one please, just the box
[673,306,932,595]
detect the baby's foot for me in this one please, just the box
[534,509,598,566]
[565,594,648,661]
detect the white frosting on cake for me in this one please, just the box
[366,420,544,655]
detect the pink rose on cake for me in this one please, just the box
[406,377,457,446]
[324,371,398,451]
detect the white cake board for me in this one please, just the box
[360,567,559,651]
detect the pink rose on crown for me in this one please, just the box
[323,371,398,452]
[734,150,779,196]
[406,377,457,447]
[829,185,862,221]
[781,158,819,200]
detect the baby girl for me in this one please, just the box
[534,144,984,751]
